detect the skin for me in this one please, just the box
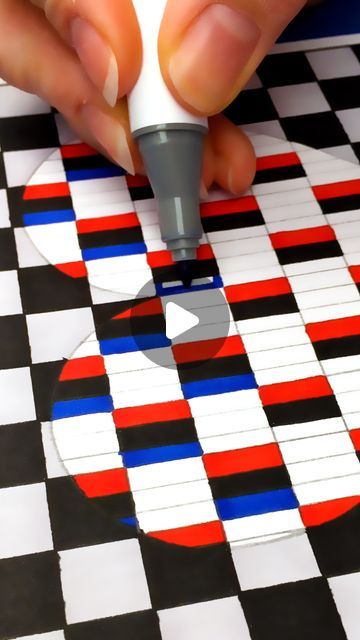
[0,0,309,194]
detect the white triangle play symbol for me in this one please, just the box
[165,302,200,340]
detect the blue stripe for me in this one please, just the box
[100,333,170,355]
[82,242,147,261]
[216,488,299,521]
[122,442,203,468]
[66,166,126,181]
[182,373,257,400]
[119,517,138,528]
[23,209,75,226]
[156,275,223,297]
[52,395,114,420]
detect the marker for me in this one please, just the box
[128,0,208,287]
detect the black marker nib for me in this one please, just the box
[178,260,195,288]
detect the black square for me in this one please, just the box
[258,52,316,87]
[0,228,18,270]
[31,360,64,422]
[280,111,349,148]
[92,300,133,328]
[0,114,59,151]
[353,44,360,63]
[7,186,27,227]
[0,421,45,488]
[18,265,91,315]
[65,610,162,640]
[320,77,360,111]
[46,476,135,551]
[224,88,279,125]
[0,152,6,189]
[353,141,360,163]
[0,551,66,638]
[240,578,347,640]
[307,504,360,577]
[0,315,31,369]
[140,536,239,610]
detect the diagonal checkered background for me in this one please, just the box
[1,46,360,640]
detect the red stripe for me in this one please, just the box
[75,468,130,497]
[301,497,360,527]
[350,428,360,451]
[204,443,283,478]
[55,261,87,278]
[271,225,335,249]
[61,143,97,158]
[59,356,106,381]
[349,265,360,284]
[313,179,360,200]
[114,298,163,320]
[259,376,333,406]
[76,213,139,234]
[147,244,214,269]
[149,521,225,546]
[306,315,360,342]
[173,335,245,364]
[113,399,191,429]
[126,175,150,187]
[201,196,258,218]
[147,250,174,268]
[225,277,291,303]
[256,152,301,171]
[23,182,70,200]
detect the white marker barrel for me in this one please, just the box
[129,0,207,135]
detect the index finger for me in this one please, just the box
[31,0,142,105]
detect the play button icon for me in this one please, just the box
[130,276,230,369]
[165,302,200,340]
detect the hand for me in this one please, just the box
[0,0,306,194]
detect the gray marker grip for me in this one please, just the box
[136,125,207,262]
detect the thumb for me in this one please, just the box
[159,0,306,115]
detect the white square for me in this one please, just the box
[269,83,330,118]
[0,367,36,425]
[0,483,53,559]
[15,632,65,640]
[54,113,79,145]
[26,222,82,265]
[14,228,48,268]
[329,572,360,640]
[322,145,359,164]
[0,85,51,118]
[3,148,56,188]
[336,108,360,143]
[231,532,320,590]
[244,120,286,140]
[90,284,133,305]
[306,48,360,80]
[0,270,22,316]
[59,539,151,624]
[26,308,94,364]
[159,597,251,640]
[41,422,68,478]
[0,189,10,228]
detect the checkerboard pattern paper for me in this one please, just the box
[1,45,360,640]
[50,137,360,549]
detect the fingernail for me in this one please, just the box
[169,4,260,113]
[81,104,135,175]
[70,17,118,107]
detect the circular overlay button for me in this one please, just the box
[129,276,231,369]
